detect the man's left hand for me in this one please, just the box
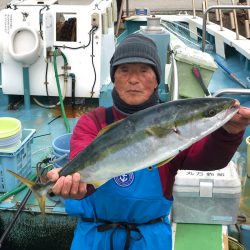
[223,102,250,134]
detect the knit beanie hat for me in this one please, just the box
[110,33,162,84]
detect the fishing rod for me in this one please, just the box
[214,59,248,89]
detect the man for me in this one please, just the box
[48,34,250,250]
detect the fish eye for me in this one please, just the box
[205,108,217,117]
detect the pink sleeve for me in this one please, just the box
[69,115,99,160]
[171,127,244,171]
[160,128,244,199]
[69,113,102,196]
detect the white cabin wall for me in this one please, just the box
[0,0,116,98]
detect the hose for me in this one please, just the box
[53,48,71,133]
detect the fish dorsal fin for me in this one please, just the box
[97,119,124,137]
[145,126,176,138]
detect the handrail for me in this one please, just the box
[231,0,240,39]
[169,44,179,101]
[192,0,196,18]
[202,5,250,51]
[213,88,250,97]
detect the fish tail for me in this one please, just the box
[7,169,48,214]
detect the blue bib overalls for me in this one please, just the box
[65,107,173,250]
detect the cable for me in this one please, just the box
[90,27,98,98]
[39,6,48,40]
[33,57,67,109]
[45,61,49,95]
[55,26,96,50]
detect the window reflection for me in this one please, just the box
[56,13,77,42]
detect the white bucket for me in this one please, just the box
[245,136,250,177]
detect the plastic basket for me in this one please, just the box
[0,129,36,192]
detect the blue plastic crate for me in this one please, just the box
[0,129,36,192]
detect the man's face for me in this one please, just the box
[114,63,158,105]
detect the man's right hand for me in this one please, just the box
[47,168,87,199]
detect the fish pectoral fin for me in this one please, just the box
[96,119,124,137]
[157,156,175,168]
[88,179,110,188]
[145,126,173,138]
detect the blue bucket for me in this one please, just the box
[241,225,250,250]
[52,133,72,167]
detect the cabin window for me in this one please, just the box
[56,12,77,42]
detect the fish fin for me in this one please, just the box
[7,169,47,214]
[156,156,175,167]
[97,120,123,137]
[88,179,109,188]
[145,127,173,138]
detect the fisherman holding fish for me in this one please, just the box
[45,34,250,250]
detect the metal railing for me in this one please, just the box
[202,5,250,51]
[213,88,250,97]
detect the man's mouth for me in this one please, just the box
[127,90,141,93]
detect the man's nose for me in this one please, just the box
[128,72,139,84]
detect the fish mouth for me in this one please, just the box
[228,99,240,114]
[231,99,240,109]
[220,105,239,121]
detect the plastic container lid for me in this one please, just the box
[173,161,241,195]
[174,47,218,71]
[0,117,22,139]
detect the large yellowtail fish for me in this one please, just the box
[8,97,239,213]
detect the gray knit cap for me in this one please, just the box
[110,33,162,84]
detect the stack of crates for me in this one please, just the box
[0,129,35,192]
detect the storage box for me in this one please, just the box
[172,161,241,225]
[174,47,217,98]
[0,129,35,192]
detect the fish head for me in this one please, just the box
[173,97,239,140]
[203,97,238,117]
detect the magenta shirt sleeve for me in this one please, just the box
[69,108,106,197]
[173,127,244,171]
[69,115,99,160]
[159,127,244,199]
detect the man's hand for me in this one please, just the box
[223,100,250,134]
[47,168,87,199]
